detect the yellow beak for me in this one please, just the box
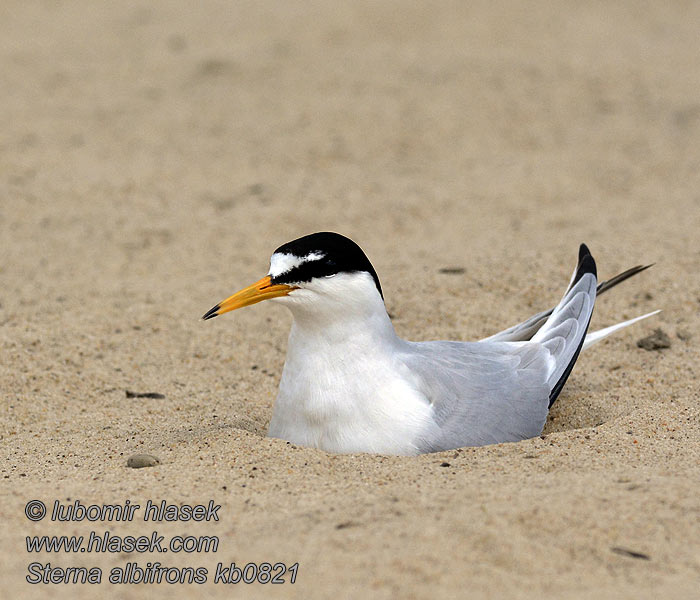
[202,276,296,320]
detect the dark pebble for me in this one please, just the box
[126,390,166,399]
[611,547,650,560]
[636,328,671,351]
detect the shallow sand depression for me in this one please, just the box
[1,1,699,598]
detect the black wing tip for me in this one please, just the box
[573,243,597,285]
[614,262,654,276]
[201,304,221,321]
[578,243,591,261]
[594,262,655,296]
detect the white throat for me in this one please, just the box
[285,273,393,342]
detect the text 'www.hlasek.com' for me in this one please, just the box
[24,499,298,585]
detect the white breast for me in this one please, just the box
[268,339,436,455]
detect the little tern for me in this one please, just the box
[202,232,657,455]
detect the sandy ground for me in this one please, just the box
[1,1,699,598]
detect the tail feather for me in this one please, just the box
[582,310,661,350]
[481,260,655,344]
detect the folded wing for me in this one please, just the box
[403,245,599,451]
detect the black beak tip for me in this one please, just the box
[201,305,220,321]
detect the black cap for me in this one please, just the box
[271,232,383,299]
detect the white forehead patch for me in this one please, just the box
[268,251,325,277]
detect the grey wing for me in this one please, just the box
[400,340,553,452]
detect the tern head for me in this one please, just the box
[202,232,384,321]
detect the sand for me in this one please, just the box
[1,1,699,598]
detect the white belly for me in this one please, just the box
[267,348,437,455]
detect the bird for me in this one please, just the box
[202,232,658,455]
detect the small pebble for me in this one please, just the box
[636,328,671,351]
[127,454,161,468]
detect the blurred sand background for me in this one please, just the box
[1,1,699,598]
